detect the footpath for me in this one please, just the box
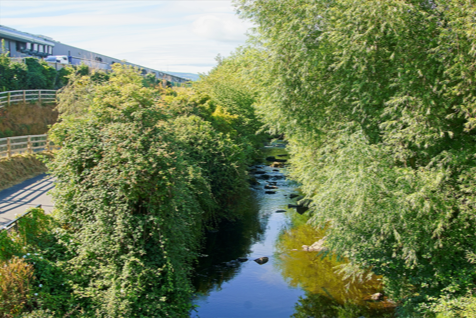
[0,174,55,227]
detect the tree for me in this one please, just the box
[235,0,476,314]
[49,65,205,316]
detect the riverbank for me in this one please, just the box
[191,144,394,317]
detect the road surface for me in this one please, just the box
[0,174,55,227]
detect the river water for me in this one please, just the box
[191,145,395,318]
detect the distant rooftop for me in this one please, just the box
[0,25,56,46]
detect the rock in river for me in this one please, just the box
[371,293,384,301]
[265,191,276,194]
[257,174,271,180]
[302,237,328,252]
[254,257,269,265]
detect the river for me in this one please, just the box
[191,144,395,318]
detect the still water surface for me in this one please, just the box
[191,146,394,318]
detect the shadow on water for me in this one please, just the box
[192,142,289,297]
[192,188,265,295]
[191,143,395,317]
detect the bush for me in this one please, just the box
[0,45,108,93]
[0,257,35,317]
[168,115,250,221]
[24,58,55,90]
[47,64,213,316]
[0,63,262,317]
[0,207,56,261]
[0,49,27,91]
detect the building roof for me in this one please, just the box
[0,25,189,83]
[0,25,56,46]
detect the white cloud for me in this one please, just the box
[1,14,162,28]
[192,14,250,42]
[0,0,250,74]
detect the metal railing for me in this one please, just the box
[0,89,57,108]
[1,204,42,233]
[0,134,56,158]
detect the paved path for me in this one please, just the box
[0,174,55,227]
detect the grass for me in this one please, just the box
[0,101,58,138]
[0,153,52,192]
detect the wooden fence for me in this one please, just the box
[0,134,56,158]
[0,89,57,108]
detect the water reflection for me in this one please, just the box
[192,189,265,295]
[192,144,290,297]
[191,143,395,317]
[292,291,393,318]
[275,223,395,317]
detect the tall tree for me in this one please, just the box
[235,0,476,313]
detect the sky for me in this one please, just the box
[0,0,252,74]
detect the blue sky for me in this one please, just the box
[0,1,252,74]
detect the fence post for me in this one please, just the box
[27,136,32,154]
[46,138,50,152]
[7,137,11,158]
[39,90,42,103]
[23,90,26,104]
[7,92,10,106]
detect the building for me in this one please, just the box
[0,25,189,83]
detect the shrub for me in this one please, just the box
[0,257,35,317]
[167,115,249,222]
[48,64,209,316]
[0,207,56,261]
[24,58,55,90]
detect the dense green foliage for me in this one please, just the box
[0,47,110,92]
[232,0,476,315]
[0,54,59,91]
[0,208,75,316]
[12,0,476,314]
[2,64,263,317]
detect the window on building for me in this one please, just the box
[38,45,43,53]
[26,42,31,50]
[48,46,53,54]
[33,43,38,51]
[17,42,26,51]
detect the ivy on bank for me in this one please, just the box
[0,63,264,317]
